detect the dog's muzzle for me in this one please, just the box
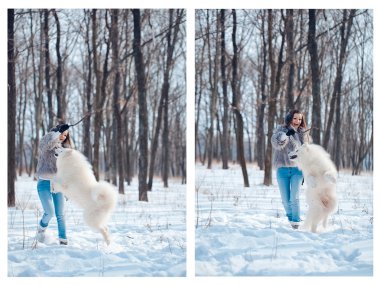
[54,147,64,158]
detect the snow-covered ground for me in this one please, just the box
[195,163,373,276]
[8,176,186,277]
[5,164,375,278]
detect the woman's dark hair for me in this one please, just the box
[284,110,306,128]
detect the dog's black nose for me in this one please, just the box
[289,155,297,160]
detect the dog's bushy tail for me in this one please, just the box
[91,182,117,211]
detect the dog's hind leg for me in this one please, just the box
[322,215,328,229]
[301,207,313,231]
[99,226,111,245]
[310,222,318,233]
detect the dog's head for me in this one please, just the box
[288,143,308,161]
[54,147,72,158]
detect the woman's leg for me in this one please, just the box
[289,168,303,223]
[37,179,55,228]
[52,192,67,241]
[276,167,292,221]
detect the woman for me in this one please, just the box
[35,123,72,245]
[271,110,310,229]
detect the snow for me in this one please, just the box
[8,176,186,277]
[195,163,373,276]
[7,164,375,279]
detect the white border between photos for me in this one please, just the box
[1,1,378,285]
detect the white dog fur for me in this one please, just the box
[53,148,117,245]
[288,143,338,233]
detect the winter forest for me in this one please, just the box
[5,6,376,278]
[195,9,373,185]
[8,9,186,205]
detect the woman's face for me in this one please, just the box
[59,131,68,142]
[291,113,303,128]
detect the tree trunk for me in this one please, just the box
[323,10,356,153]
[264,10,275,186]
[256,10,267,170]
[31,10,43,176]
[92,10,110,180]
[307,9,321,144]
[264,9,285,186]
[206,10,219,169]
[148,9,183,189]
[132,9,149,202]
[111,9,125,194]
[83,10,92,159]
[18,52,28,176]
[8,9,16,207]
[43,10,54,129]
[231,9,249,187]
[285,9,295,111]
[220,9,229,170]
[91,9,101,179]
[195,32,206,163]
[161,89,169,187]
[52,9,65,123]
[333,10,355,170]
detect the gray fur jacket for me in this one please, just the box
[35,131,72,180]
[271,125,310,169]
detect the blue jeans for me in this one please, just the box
[276,167,303,223]
[37,179,67,240]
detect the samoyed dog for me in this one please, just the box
[53,148,117,245]
[288,143,338,233]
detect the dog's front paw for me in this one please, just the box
[51,178,66,194]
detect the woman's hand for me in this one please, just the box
[286,129,296,136]
[58,124,70,133]
[277,132,287,145]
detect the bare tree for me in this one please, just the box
[206,10,219,169]
[111,9,125,194]
[231,9,249,187]
[148,9,184,189]
[43,10,54,129]
[31,10,44,175]
[264,10,285,186]
[285,9,295,111]
[8,9,16,207]
[12,9,186,205]
[132,9,149,201]
[195,9,372,178]
[52,9,65,123]
[323,10,356,171]
[82,9,93,160]
[256,10,267,170]
[92,10,111,180]
[220,9,229,170]
[308,9,322,144]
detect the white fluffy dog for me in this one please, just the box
[288,143,338,233]
[53,148,117,245]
